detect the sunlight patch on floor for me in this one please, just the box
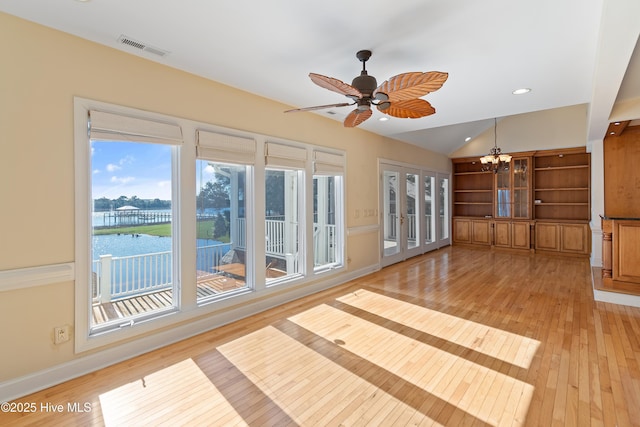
[289,302,535,426]
[99,359,243,426]
[338,289,540,369]
[217,326,445,426]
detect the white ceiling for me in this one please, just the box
[1,0,639,154]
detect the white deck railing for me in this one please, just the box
[93,219,338,302]
[94,251,172,303]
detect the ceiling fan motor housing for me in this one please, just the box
[352,74,378,98]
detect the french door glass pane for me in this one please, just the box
[196,161,248,301]
[90,140,175,328]
[439,176,449,240]
[406,173,419,250]
[383,170,400,256]
[424,175,436,244]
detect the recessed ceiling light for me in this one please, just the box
[512,88,531,95]
[614,122,621,125]
[465,137,471,142]
[379,117,389,122]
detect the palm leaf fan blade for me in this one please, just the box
[284,102,352,113]
[309,73,362,98]
[381,99,435,119]
[375,71,448,102]
[344,108,372,127]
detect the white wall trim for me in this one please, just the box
[0,263,75,292]
[0,262,379,402]
[347,224,380,236]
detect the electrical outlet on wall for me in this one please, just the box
[54,325,70,344]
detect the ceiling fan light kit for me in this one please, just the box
[285,50,448,127]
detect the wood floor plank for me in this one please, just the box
[3,246,640,426]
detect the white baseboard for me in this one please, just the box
[0,263,379,402]
[593,288,640,308]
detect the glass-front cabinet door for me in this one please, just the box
[512,158,529,218]
[495,167,511,218]
[494,157,530,219]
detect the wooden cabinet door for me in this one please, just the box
[494,222,511,247]
[535,223,560,251]
[512,222,531,250]
[471,220,492,245]
[560,223,590,254]
[453,218,471,244]
[614,221,640,283]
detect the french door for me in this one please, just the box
[380,163,450,267]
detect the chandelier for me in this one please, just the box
[480,118,512,173]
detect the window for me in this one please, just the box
[313,150,345,271]
[265,142,307,282]
[196,161,250,300]
[265,169,303,281]
[313,176,343,269]
[83,108,182,337]
[195,130,255,301]
[75,98,346,351]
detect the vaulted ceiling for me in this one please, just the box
[1,0,638,154]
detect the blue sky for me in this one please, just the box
[91,141,173,200]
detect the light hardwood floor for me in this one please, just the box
[3,246,640,426]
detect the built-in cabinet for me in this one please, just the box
[533,149,590,221]
[494,221,532,250]
[534,222,590,254]
[452,147,591,256]
[453,218,492,245]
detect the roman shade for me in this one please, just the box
[89,110,183,145]
[196,130,256,164]
[313,150,345,175]
[265,142,307,169]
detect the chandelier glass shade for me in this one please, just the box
[480,118,512,173]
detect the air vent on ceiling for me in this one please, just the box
[117,35,169,57]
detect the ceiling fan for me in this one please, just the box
[285,50,448,127]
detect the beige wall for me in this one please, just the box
[0,12,450,384]
[450,104,589,158]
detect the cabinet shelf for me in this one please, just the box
[535,202,589,206]
[535,187,589,191]
[535,165,589,171]
[454,189,493,193]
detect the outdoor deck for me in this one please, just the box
[91,273,246,325]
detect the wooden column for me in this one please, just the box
[601,218,612,280]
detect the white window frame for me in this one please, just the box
[74,98,347,353]
[312,149,346,273]
[194,129,256,306]
[74,98,185,352]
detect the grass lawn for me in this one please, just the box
[94,220,230,242]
